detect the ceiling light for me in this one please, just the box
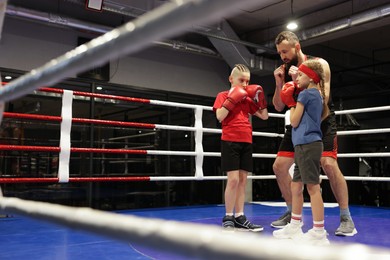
[287,21,298,30]
[86,0,103,11]
[96,86,103,90]
[287,0,298,30]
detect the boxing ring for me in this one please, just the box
[1,0,390,259]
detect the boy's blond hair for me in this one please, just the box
[230,64,250,77]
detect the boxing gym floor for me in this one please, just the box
[1,202,389,260]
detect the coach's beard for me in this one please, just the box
[283,56,298,82]
[285,56,299,68]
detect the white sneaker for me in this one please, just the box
[273,223,303,239]
[335,216,357,236]
[301,229,330,246]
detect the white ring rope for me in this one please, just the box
[149,176,276,181]
[151,99,212,111]
[320,176,390,182]
[148,175,390,182]
[155,125,283,138]
[335,105,390,115]
[144,150,390,159]
[338,153,390,158]
[1,197,389,260]
[337,128,390,136]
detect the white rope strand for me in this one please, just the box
[150,99,212,110]
[321,176,390,182]
[148,176,277,181]
[335,105,390,115]
[144,151,390,158]
[1,197,390,260]
[338,153,390,158]
[149,175,390,182]
[338,128,390,136]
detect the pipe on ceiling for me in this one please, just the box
[5,4,219,58]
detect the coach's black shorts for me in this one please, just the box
[221,141,253,173]
[321,112,338,159]
[277,112,338,159]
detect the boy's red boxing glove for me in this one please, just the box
[245,84,267,109]
[222,86,247,111]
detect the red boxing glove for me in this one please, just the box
[222,86,247,111]
[280,81,302,108]
[245,84,267,109]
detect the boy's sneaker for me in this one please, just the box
[273,223,303,239]
[234,215,264,232]
[271,211,291,228]
[222,215,235,231]
[301,229,330,246]
[335,216,358,236]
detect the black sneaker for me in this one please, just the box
[234,215,264,232]
[271,211,291,228]
[222,215,235,231]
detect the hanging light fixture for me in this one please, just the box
[286,0,298,30]
[286,21,298,30]
[85,0,103,12]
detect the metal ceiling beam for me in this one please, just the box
[0,0,7,40]
[206,20,277,75]
[261,2,390,49]
[298,3,390,45]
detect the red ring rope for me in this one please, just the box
[0,177,151,183]
[3,112,156,129]
[0,145,148,154]
[38,87,151,104]
[1,83,152,104]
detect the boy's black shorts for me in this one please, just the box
[221,141,253,173]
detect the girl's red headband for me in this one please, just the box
[298,64,320,84]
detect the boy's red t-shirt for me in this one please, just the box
[213,90,258,144]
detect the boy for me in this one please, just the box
[213,64,268,231]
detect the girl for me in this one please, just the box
[273,59,329,246]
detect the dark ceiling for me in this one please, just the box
[3,0,390,119]
[5,0,390,100]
